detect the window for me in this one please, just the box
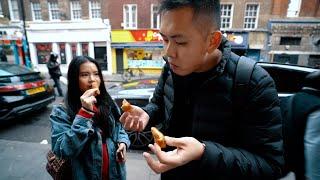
[89,1,101,19]
[31,2,42,21]
[0,3,3,17]
[9,0,20,20]
[123,4,137,29]
[48,1,60,20]
[220,4,233,29]
[244,4,259,29]
[151,4,160,29]
[71,1,82,20]
[280,37,301,45]
[287,0,301,17]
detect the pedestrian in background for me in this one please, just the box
[49,56,130,179]
[120,0,284,179]
[47,52,63,97]
[0,48,8,62]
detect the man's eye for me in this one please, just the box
[176,42,187,45]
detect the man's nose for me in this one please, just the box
[164,42,176,58]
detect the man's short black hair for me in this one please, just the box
[159,0,221,30]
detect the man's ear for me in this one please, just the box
[207,31,222,54]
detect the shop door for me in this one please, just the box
[116,49,124,73]
[94,47,107,70]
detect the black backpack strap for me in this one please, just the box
[234,56,257,106]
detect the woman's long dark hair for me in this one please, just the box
[65,56,115,137]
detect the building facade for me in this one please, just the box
[105,0,163,74]
[1,0,113,74]
[269,0,320,67]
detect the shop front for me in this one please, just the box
[111,30,164,74]
[222,31,249,57]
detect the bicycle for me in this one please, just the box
[122,67,145,82]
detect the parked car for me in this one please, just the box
[108,62,318,149]
[108,78,159,149]
[0,62,56,122]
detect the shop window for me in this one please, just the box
[123,4,137,29]
[48,1,60,20]
[71,0,82,20]
[36,43,52,64]
[82,43,88,56]
[89,1,101,19]
[308,55,320,69]
[9,0,20,21]
[71,43,77,58]
[244,4,259,29]
[126,49,164,68]
[220,4,233,29]
[59,43,66,64]
[274,54,298,65]
[151,4,160,29]
[31,2,42,21]
[280,37,301,45]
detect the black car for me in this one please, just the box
[109,63,318,149]
[0,62,56,121]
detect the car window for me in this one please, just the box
[0,64,33,76]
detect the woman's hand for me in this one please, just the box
[116,143,127,163]
[119,105,150,132]
[143,136,205,174]
[80,88,100,111]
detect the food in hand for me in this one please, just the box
[151,127,166,148]
[121,99,132,112]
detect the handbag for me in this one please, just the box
[46,150,72,180]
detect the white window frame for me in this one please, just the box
[220,3,233,29]
[31,2,42,21]
[8,0,20,21]
[123,4,137,29]
[70,1,82,20]
[243,3,259,29]
[48,1,60,21]
[151,4,160,29]
[0,3,3,17]
[89,1,101,19]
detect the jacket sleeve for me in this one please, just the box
[50,105,95,159]
[142,64,169,125]
[199,65,284,179]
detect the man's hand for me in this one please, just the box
[142,136,205,174]
[80,88,100,111]
[119,105,149,132]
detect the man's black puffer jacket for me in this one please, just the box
[143,39,284,180]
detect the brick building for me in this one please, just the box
[269,0,320,67]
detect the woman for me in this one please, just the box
[50,56,130,180]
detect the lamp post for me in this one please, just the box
[19,0,31,68]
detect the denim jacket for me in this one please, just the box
[50,104,130,180]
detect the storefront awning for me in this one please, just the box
[111,42,163,49]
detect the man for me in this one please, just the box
[47,52,63,97]
[120,0,284,179]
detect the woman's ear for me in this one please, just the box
[207,31,222,54]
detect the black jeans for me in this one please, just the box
[53,77,63,96]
